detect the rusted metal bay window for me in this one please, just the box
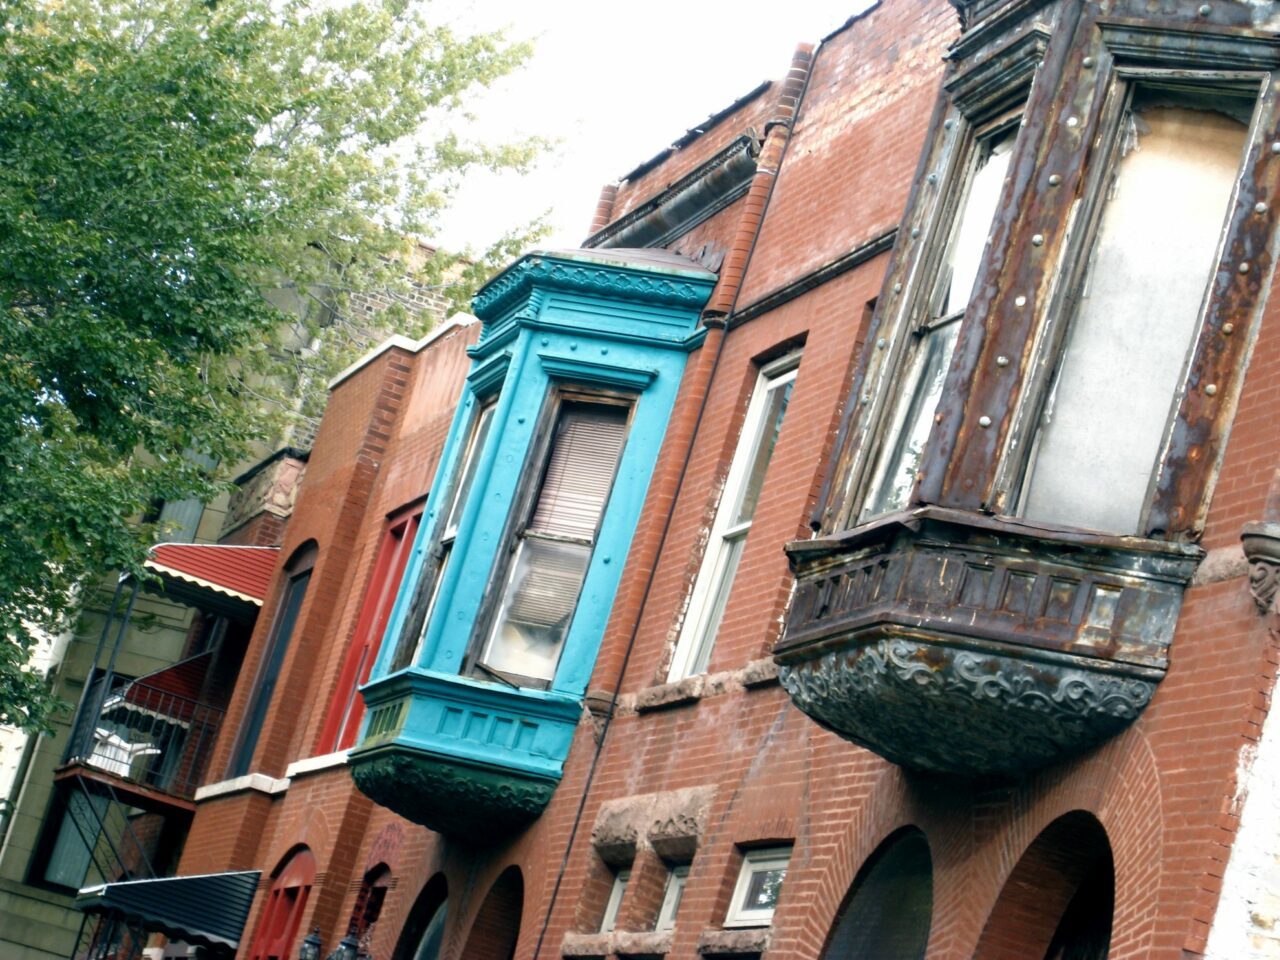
[777,2,1280,777]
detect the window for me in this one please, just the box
[656,864,689,932]
[248,847,316,960]
[600,868,630,933]
[347,864,391,954]
[1016,86,1251,533]
[669,354,799,680]
[326,507,422,751]
[391,399,496,672]
[862,127,1017,521]
[474,397,629,687]
[39,790,107,889]
[228,543,315,778]
[725,847,791,928]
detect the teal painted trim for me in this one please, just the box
[537,354,657,391]
[361,668,580,781]
[466,352,511,395]
[473,252,717,321]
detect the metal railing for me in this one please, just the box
[65,674,223,801]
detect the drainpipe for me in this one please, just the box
[532,42,815,958]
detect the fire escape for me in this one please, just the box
[57,544,276,960]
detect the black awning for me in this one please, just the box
[76,870,261,953]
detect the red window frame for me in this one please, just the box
[248,847,316,960]
[321,504,423,752]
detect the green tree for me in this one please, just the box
[0,0,544,729]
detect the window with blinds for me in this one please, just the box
[478,399,630,685]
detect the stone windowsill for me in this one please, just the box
[283,749,350,780]
[631,658,779,714]
[697,927,770,956]
[560,931,673,958]
[193,771,289,802]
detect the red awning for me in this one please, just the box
[145,544,279,607]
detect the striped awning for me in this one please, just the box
[76,870,261,954]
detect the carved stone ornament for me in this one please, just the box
[779,639,1156,777]
[1242,522,1280,614]
[348,748,555,838]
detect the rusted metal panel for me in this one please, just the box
[922,5,1097,510]
[1147,78,1280,537]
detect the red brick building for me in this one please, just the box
[101,0,1280,958]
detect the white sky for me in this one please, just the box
[429,1,872,254]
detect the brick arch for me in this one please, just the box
[819,825,934,959]
[972,811,1113,960]
[261,805,334,883]
[458,865,523,960]
[777,764,924,958]
[941,731,1164,959]
[390,871,448,960]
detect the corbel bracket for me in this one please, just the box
[1241,522,1280,613]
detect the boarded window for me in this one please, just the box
[1021,92,1249,532]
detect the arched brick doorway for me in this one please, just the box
[821,826,932,959]
[460,866,523,960]
[392,872,448,960]
[974,810,1114,960]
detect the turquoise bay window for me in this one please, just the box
[349,249,715,835]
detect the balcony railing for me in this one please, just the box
[64,674,223,801]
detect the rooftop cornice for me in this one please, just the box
[472,251,717,322]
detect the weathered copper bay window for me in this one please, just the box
[776,0,1280,776]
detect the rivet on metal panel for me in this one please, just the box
[861,393,871,404]
[911,227,921,238]
[1223,322,1235,335]
[541,337,550,346]
[1032,234,1044,246]
[1015,295,1028,307]
[978,416,993,428]
[1239,262,1251,274]
[893,282,903,293]
[1271,142,1280,154]
[927,173,938,184]
[1198,3,1211,15]
[935,413,943,424]
[601,348,608,355]
[1048,174,1063,186]
[1256,201,1269,214]
[876,338,887,349]
[1205,384,1218,396]
[1082,56,1095,69]
[996,355,1010,367]
[944,119,954,130]
[1066,116,1080,128]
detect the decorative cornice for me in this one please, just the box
[472,253,716,322]
[584,136,760,250]
[1241,521,1280,613]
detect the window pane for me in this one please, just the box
[863,320,960,519]
[43,792,107,888]
[229,569,310,777]
[484,538,591,682]
[1021,97,1248,532]
[688,534,746,676]
[938,131,1016,317]
[733,378,794,527]
[743,866,786,912]
[444,403,496,537]
[529,405,629,540]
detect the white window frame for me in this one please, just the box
[600,868,630,933]
[725,847,791,928]
[655,864,689,932]
[668,353,800,681]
